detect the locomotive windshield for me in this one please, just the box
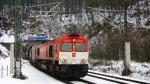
[75,42,86,52]
[61,42,86,52]
[61,42,72,51]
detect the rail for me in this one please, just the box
[88,70,150,84]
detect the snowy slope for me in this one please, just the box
[89,60,150,82]
[0,59,65,84]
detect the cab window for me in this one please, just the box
[75,42,86,52]
[61,42,72,51]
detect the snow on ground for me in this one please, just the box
[130,62,150,81]
[0,34,14,43]
[89,60,150,82]
[82,76,117,84]
[0,44,9,57]
[0,58,65,84]
[0,43,64,84]
[0,29,149,83]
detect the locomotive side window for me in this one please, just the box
[49,45,53,57]
[75,42,86,52]
[61,42,72,51]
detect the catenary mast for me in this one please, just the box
[13,0,23,79]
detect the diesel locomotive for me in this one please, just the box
[27,34,89,78]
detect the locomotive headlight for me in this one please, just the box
[60,59,67,64]
[84,59,88,62]
[60,59,64,62]
[81,59,88,64]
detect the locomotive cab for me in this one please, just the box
[58,34,89,78]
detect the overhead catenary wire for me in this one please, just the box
[28,2,61,8]
[29,2,62,28]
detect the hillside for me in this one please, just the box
[0,0,149,61]
[0,0,150,82]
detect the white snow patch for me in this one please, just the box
[90,60,150,82]
[0,34,14,43]
[0,58,65,84]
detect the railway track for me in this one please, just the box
[62,78,96,84]
[39,68,150,84]
[74,79,96,84]
[37,68,95,84]
[88,71,150,84]
[31,62,149,84]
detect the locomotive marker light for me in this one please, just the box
[81,59,88,64]
[73,39,76,42]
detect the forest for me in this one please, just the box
[0,0,150,62]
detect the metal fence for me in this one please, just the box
[0,65,8,78]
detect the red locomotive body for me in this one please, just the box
[28,34,89,78]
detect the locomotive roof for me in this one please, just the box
[54,33,87,42]
[38,34,87,46]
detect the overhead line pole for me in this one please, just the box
[124,0,128,42]
[13,0,23,79]
[87,0,132,76]
[122,0,131,76]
